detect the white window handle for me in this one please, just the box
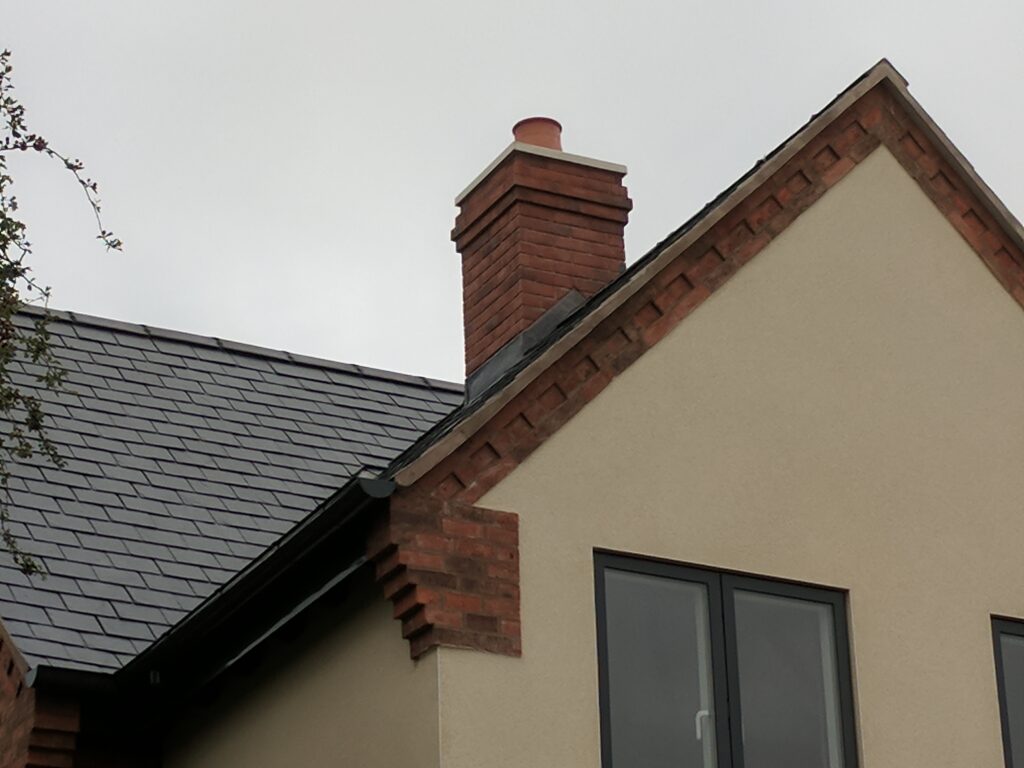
[695,709,710,740]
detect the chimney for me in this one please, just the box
[452,117,632,385]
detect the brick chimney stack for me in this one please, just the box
[452,118,632,379]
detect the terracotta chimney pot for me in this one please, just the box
[512,117,562,150]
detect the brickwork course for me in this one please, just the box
[454,151,632,375]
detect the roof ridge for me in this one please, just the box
[18,304,464,393]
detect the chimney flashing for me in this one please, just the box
[454,142,627,205]
[464,289,587,402]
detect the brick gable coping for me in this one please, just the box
[371,62,1024,659]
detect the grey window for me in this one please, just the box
[595,553,859,768]
[994,618,1024,767]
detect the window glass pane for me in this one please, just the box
[1000,633,1024,765]
[734,591,844,768]
[604,569,718,768]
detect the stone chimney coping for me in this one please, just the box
[455,142,628,205]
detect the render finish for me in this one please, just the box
[166,581,440,768]
[439,146,1024,768]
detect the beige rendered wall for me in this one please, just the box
[439,147,1024,768]
[166,579,439,768]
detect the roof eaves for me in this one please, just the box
[116,472,394,689]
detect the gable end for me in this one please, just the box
[372,78,1024,658]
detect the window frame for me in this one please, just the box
[594,550,860,768]
[993,616,1024,768]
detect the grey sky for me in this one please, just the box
[6,2,1023,382]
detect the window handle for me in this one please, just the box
[695,709,710,740]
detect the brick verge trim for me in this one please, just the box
[378,81,1024,658]
[414,83,1024,507]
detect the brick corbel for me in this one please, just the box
[367,490,520,659]
[25,695,79,768]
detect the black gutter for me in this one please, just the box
[26,665,116,696]
[111,474,394,708]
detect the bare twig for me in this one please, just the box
[0,48,121,574]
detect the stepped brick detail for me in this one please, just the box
[368,492,519,659]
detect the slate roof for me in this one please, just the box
[0,308,463,672]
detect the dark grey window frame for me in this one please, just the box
[594,550,860,768]
[993,616,1024,768]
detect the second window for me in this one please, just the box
[594,552,858,768]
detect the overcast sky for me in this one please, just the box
[6,2,1023,382]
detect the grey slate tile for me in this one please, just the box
[80,632,139,655]
[136,485,182,504]
[164,547,218,568]
[25,622,86,648]
[64,644,122,669]
[114,454,162,472]
[35,572,90,596]
[27,525,81,547]
[107,553,161,574]
[11,586,64,609]
[73,488,124,507]
[44,558,97,580]
[141,573,195,596]
[113,602,166,624]
[98,616,154,641]
[79,580,131,601]
[62,594,118,617]
[17,635,85,662]
[156,560,208,581]
[126,587,187,610]
[145,473,194,492]
[178,533,233,556]
[47,609,102,633]
[123,540,175,562]
[91,566,146,588]
[0,601,49,623]
[42,512,95,535]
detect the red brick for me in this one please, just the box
[456,145,631,376]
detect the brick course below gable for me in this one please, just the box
[368,493,519,659]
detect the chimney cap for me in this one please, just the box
[512,117,562,151]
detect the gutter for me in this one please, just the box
[26,664,115,696]
[113,474,395,703]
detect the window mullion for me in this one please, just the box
[706,572,735,768]
[720,575,747,768]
